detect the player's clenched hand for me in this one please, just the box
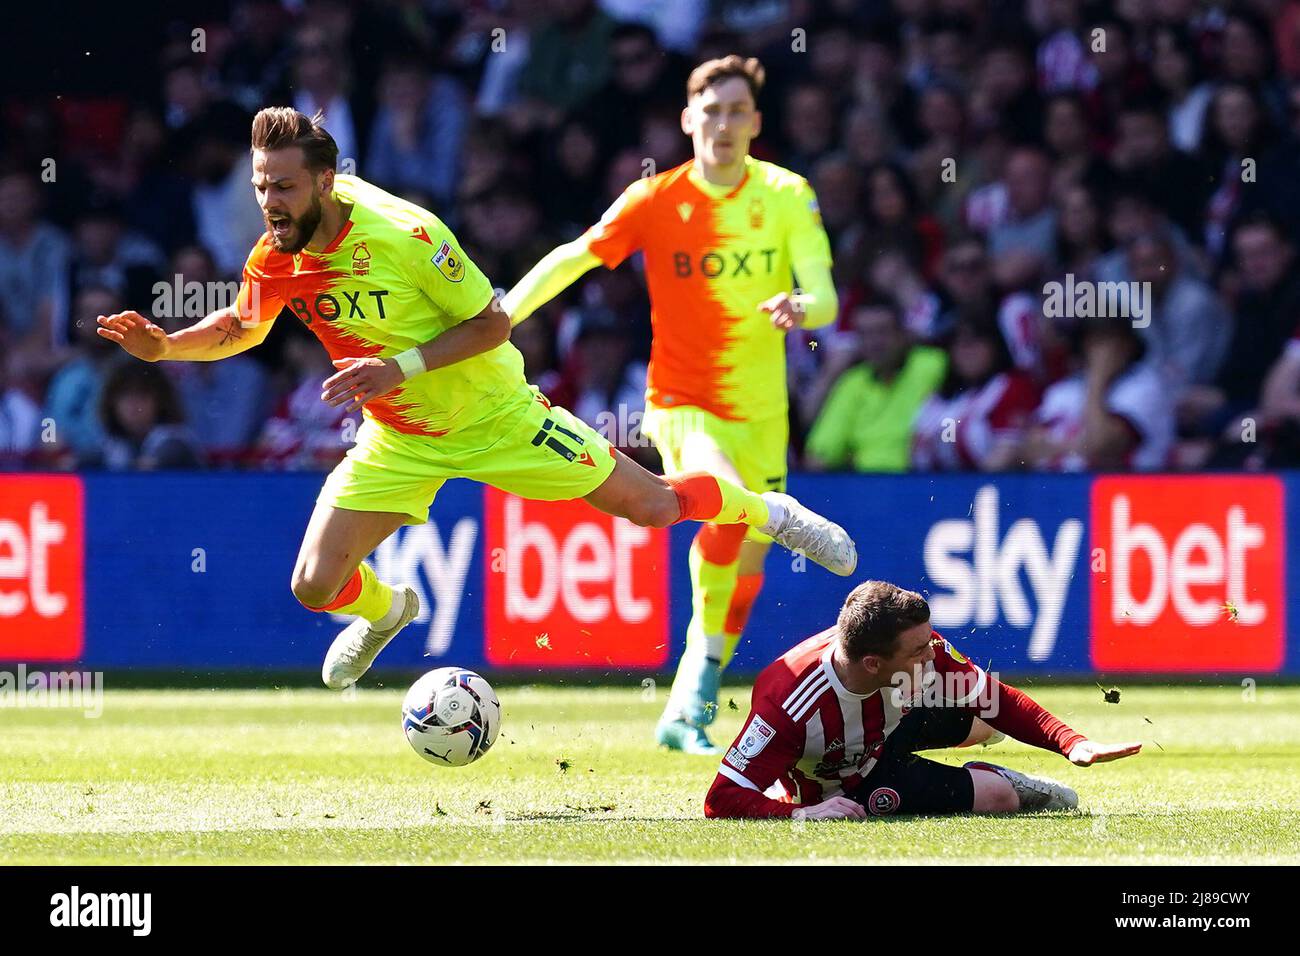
[760,292,805,331]
[96,311,169,362]
[791,795,869,821]
[1067,739,1142,766]
[322,357,404,412]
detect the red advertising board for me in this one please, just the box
[1090,476,1285,671]
[482,489,669,667]
[0,475,84,661]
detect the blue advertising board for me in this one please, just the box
[0,471,1293,675]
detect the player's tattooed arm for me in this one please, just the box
[216,314,244,347]
[140,305,274,362]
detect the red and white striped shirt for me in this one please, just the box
[705,629,1085,819]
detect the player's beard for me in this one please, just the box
[267,194,323,254]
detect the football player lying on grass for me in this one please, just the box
[704,580,1140,820]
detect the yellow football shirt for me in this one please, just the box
[236,175,525,439]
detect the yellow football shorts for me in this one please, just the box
[318,387,617,524]
[641,403,788,542]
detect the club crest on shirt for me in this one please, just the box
[351,241,371,276]
[737,715,775,758]
[748,198,764,229]
[432,240,464,282]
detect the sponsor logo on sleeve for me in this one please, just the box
[724,747,749,771]
[737,714,776,758]
[431,240,465,282]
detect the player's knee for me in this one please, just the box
[970,774,1020,814]
[291,566,339,611]
[626,487,679,528]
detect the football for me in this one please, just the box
[401,667,501,767]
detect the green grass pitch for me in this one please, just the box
[3,682,1299,864]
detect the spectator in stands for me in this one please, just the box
[43,285,122,464]
[863,161,945,282]
[557,305,652,467]
[0,171,71,387]
[1126,229,1231,395]
[1181,212,1300,450]
[803,299,947,473]
[866,248,942,343]
[95,108,197,254]
[1095,182,1200,285]
[1020,315,1173,472]
[67,196,166,329]
[94,360,203,471]
[934,234,995,333]
[911,316,1039,472]
[1110,98,1207,239]
[254,320,356,471]
[584,23,684,157]
[1150,24,1213,153]
[987,146,1057,289]
[1054,183,1109,280]
[460,185,550,287]
[1199,82,1275,262]
[781,82,838,178]
[288,23,365,170]
[0,343,41,469]
[187,103,266,277]
[513,0,616,126]
[537,118,607,236]
[365,56,467,207]
[159,245,268,463]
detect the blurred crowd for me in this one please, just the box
[6,0,1300,475]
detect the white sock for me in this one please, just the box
[702,632,724,662]
[371,588,404,630]
[759,495,786,536]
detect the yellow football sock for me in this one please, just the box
[689,539,742,646]
[330,561,395,623]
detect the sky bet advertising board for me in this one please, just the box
[1,471,1296,675]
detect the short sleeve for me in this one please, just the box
[928,633,988,707]
[581,177,654,269]
[235,239,285,329]
[717,696,804,794]
[407,223,495,322]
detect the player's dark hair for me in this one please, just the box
[836,581,931,659]
[687,54,765,102]
[250,107,338,172]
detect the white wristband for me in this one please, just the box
[393,347,427,380]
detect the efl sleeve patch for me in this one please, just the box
[736,715,776,758]
[431,240,465,282]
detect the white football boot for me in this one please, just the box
[966,760,1078,811]
[321,587,420,689]
[761,492,858,576]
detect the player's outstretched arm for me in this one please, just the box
[1066,739,1142,766]
[983,674,1143,766]
[96,306,272,363]
[322,298,512,412]
[501,239,602,327]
